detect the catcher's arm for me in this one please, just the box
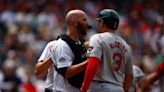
[64,60,88,79]
[35,57,53,78]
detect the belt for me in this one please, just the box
[45,88,52,92]
[97,81,109,83]
[93,80,109,83]
[93,80,121,86]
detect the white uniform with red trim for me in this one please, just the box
[87,32,133,92]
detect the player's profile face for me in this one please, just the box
[76,14,89,36]
[77,21,87,36]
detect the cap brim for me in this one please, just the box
[95,18,101,21]
[95,16,109,20]
[95,18,104,21]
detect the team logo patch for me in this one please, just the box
[88,46,93,51]
[59,57,66,62]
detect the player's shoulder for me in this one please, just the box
[56,38,70,48]
[99,32,116,39]
[116,36,132,53]
[47,40,57,46]
[56,38,68,45]
[45,40,58,50]
[118,36,130,48]
[90,34,100,39]
[90,33,106,40]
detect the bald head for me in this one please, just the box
[65,10,89,38]
[66,9,86,26]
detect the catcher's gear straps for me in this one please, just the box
[55,34,87,88]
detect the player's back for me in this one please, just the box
[93,32,132,87]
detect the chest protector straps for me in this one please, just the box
[57,34,87,88]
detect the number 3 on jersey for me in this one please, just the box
[112,52,123,72]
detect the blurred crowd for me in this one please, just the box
[0,0,163,92]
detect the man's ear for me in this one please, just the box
[68,18,78,26]
[99,21,103,28]
[73,20,78,26]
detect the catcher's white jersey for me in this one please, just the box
[38,41,56,90]
[87,32,133,87]
[38,39,79,92]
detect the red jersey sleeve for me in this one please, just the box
[156,60,164,78]
[80,57,100,91]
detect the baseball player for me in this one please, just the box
[80,9,133,92]
[35,9,91,92]
[129,65,144,92]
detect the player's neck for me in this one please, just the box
[67,28,80,41]
[103,28,115,34]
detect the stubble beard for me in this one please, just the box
[77,22,87,37]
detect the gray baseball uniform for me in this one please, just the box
[87,32,133,92]
[129,65,144,92]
